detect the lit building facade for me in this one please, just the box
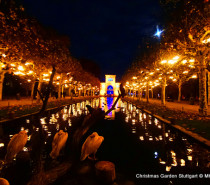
[100,75,120,96]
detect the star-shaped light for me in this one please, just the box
[154,26,164,38]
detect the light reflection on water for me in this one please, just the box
[99,97,121,119]
[0,99,100,160]
[121,101,210,172]
[0,97,209,178]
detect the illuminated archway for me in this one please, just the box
[100,75,120,96]
[107,85,113,95]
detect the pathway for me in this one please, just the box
[129,97,210,115]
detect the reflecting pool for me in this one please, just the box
[0,97,209,185]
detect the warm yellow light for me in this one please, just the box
[182,60,187,64]
[10,63,16,67]
[43,74,49,77]
[25,62,33,66]
[28,70,33,74]
[27,79,31,82]
[173,79,177,82]
[57,76,60,79]
[160,161,166,164]
[149,72,154,75]
[173,56,179,60]
[159,77,162,80]
[183,71,188,74]
[132,76,137,80]
[161,60,167,64]
[202,37,210,44]
[14,71,25,75]
[180,159,185,166]
[191,75,197,78]
[2,54,6,58]
[56,82,59,85]
[18,66,24,71]
[156,68,160,71]
[145,77,148,79]
[155,83,160,86]
[168,60,176,64]
[189,59,195,63]
[166,166,171,172]
[169,76,173,79]
[139,136,144,140]
[126,81,129,84]
[187,155,192,161]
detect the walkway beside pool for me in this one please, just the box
[127,96,210,115]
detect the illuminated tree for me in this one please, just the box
[161,0,210,114]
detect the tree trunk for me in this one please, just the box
[39,66,56,113]
[138,88,140,100]
[198,54,207,115]
[151,87,153,99]
[208,71,210,106]
[74,86,77,96]
[31,80,36,100]
[178,79,182,102]
[68,85,71,96]
[37,74,43,102]
[0,71,5,101]
[139,88,142,100]
[161,76,166,105]
[146,82,149,103]
[62,85,64,98]
[58,73,63,99]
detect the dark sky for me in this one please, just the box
[22,0,163,81]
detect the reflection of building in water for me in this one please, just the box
[100,75,120,96]
[99,97,121,119]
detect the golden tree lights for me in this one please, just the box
[122,51,199,106]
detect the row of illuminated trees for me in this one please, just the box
[122,0,210,115]
[0,1,100,106]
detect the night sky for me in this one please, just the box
[22,0,163,81]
